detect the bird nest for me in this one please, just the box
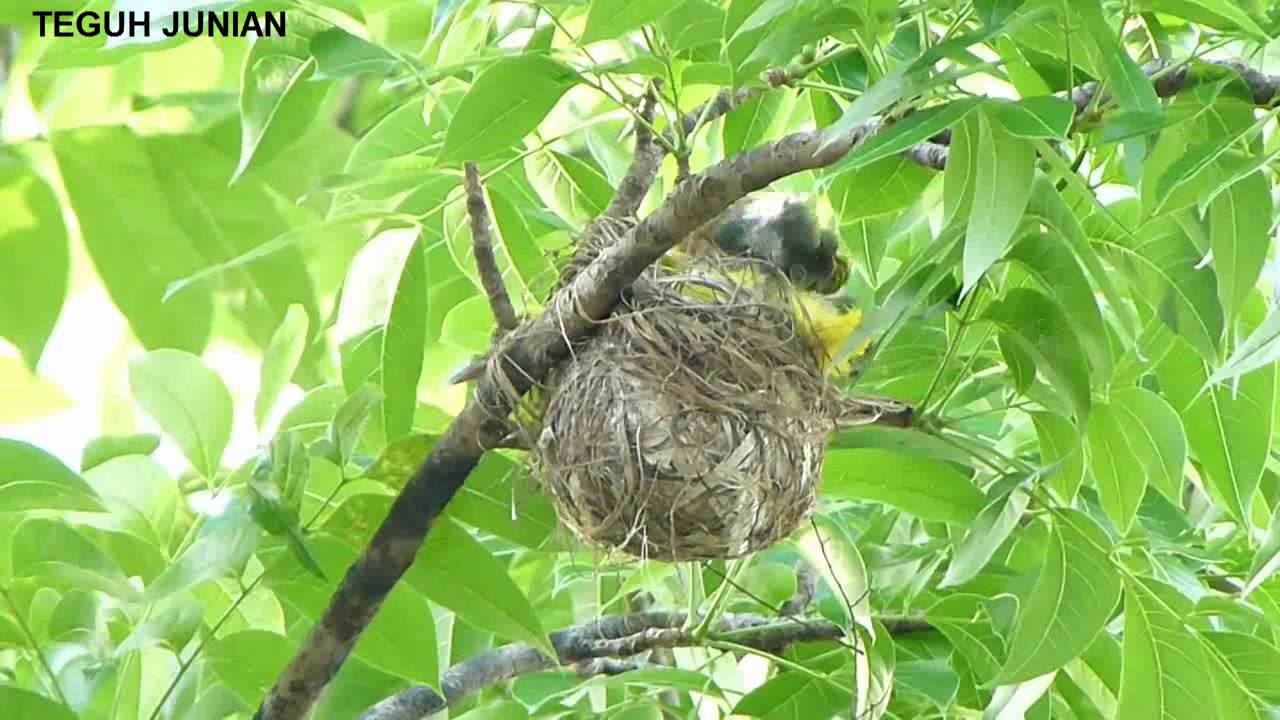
[518,254,894,562]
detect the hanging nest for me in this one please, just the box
[515,243,903,562]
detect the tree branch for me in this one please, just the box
[359,611,932,720]
[465,162,519,333]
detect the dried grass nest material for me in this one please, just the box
[517,252,901,562]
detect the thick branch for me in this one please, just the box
[465,162,519,332]
[360,611,930,720]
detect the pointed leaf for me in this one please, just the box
[962,110,1035,295]
[1208,170,1272,324]
[0,163,69,370]
[984,288,1091,421]
[1158,338,1274,525]
[440,56,577,163]
[256,304,310,429]
[129,349,233,479]
[823,449,985,524]
[0,438,105,513]
[1118,575,1261,720]
[997,510,1121,683]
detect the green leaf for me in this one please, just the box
[724,92,789,158]
[1208,170,1272,324]
[146,500,258,602]
[526,150,614,225]
[1158,337,1274,525]
[828,155,935,223]
[129,349,233,479]
[977,0,1027,27]
[1118,575,1260,719]
[1087,388,1186,532]
[1076,0,1161,116]
[962,109,1036,295]
[795,515,873,635]
[114,597,203,657]
[406,516,553,658]
[440,56,578,163]
[80,433,161,473]
[310,27,400,79]
[0,687,77,720]
[997,510,1121,683]
[0,438,105,513]
[1099,110,1171,144]
[256,305,311,429]
[381,233,428,442]
[1032,412,1086,503]
[828,425,974,465]
[248,433,313,571]
[142,133,321,360]
[207,630,297,707]
[1142,0,1270,39]
[941,479,1030,587]
[843,97,984,171]
[983,288,1092,421]
[943,111,979,229]
[1007,230,1113,380]
[989,96,1074,140]
[0,162,69,370]
[1024,175,1136,341]
[12,518,142,602]
[823,449,985,524]
[52,126,213,353]
[1203,631,1280,704]
[234,39,331,182]
[83,455,183,551]
[1208,304,1280,385]
[733,669,850,719]
[999,332,1036,393]
[927,593,1008,682]
[582,0,674,44]
[1245,500,1280,596]
[328,383,384,467]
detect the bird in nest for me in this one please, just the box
[662,192,871,376]
[450,192,872,386]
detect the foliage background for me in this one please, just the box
[4,0,1280,718]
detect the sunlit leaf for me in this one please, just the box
[0,438,105,513]
[1158,336,1274,525]
[439,55,577,163]
[129,349,233,479]
[256,305,311,429]
[0,163,69,370]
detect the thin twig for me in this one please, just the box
[464,162,519,332]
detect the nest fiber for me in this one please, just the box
[527,258,857,562]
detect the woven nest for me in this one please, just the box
[520,247,889,562]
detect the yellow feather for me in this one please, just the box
[792,293,870,376]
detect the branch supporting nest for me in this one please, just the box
[359,611,932,720]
